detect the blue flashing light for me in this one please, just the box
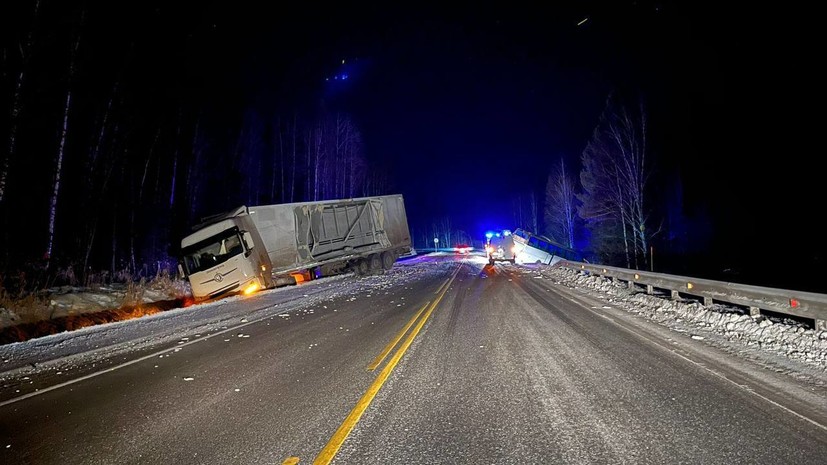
[341,74,348,80]
[485,232,493,239]
[495,233,501,237]
[503,230,511,236]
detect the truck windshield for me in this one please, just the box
[181,229,245,275]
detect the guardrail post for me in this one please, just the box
[563,260,827,327]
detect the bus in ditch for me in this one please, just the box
[512,228,582,265]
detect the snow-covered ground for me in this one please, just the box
[0,278,190,329]
[0,258,456,386]
[4,254,825,399]
[513,264,827,375]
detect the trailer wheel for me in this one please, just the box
[368,254,382,273]
[356,259,370,276]
[381,251,395,270]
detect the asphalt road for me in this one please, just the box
[1,255,825,464]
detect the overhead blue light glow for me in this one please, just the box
[485,232,493,239]
[503,230,511,236]
[341,74,348,80]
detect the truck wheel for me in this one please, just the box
[369,254,382,273]
[381,251,395,270]
[356,259,370,276]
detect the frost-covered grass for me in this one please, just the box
[0,258,454,346]
[0,291,50,327]
[0,272,191,330]
[517,265,827,371]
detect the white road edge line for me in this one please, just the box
[1,268,462,408]
[0,307,291,408]
[656,330,827,432]
[542,281,827,433]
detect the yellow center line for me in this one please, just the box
[367,275,452,371]
[311,265,461,465]
[282,457,300,465]
[433,277,450,294]
[367,300,431,371]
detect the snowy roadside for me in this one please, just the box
[0,261,455,393]
[0,277,190,330]
[0,252,438,338]
[514,264,827,375]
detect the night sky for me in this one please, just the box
[226,2,823,283]
[1,1,823,290]
[230,5,617,233]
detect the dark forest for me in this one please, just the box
[1,1,824,293]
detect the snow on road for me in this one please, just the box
[4,255,824,401]
[0,260,456,386]
[514,264,827,376]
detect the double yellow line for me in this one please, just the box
[300,267,459,465]
[366,300,431,371]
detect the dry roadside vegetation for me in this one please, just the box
[0,270,192,344]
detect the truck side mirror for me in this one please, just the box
[178,264,186,278]
[242,231,255,252]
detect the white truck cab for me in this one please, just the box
[179,216,270,300]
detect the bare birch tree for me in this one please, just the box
[273,116,283,203]
[512,195,523,229]
[334,114,365,198]
[303,123,324,201]
[511,192,539,233]
[81,95,121,284]
[186,116,206,219]
[289,114,297,202]
[545,159,577,248]
[46,14,82,264]
[168,108,184,208]
[430,217,454,249]
[578,94,652,268]
[579,122,632,267]
[607,100,650,264]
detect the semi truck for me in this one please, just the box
[178,195,412,301]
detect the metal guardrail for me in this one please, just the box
[559,261,827,331]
